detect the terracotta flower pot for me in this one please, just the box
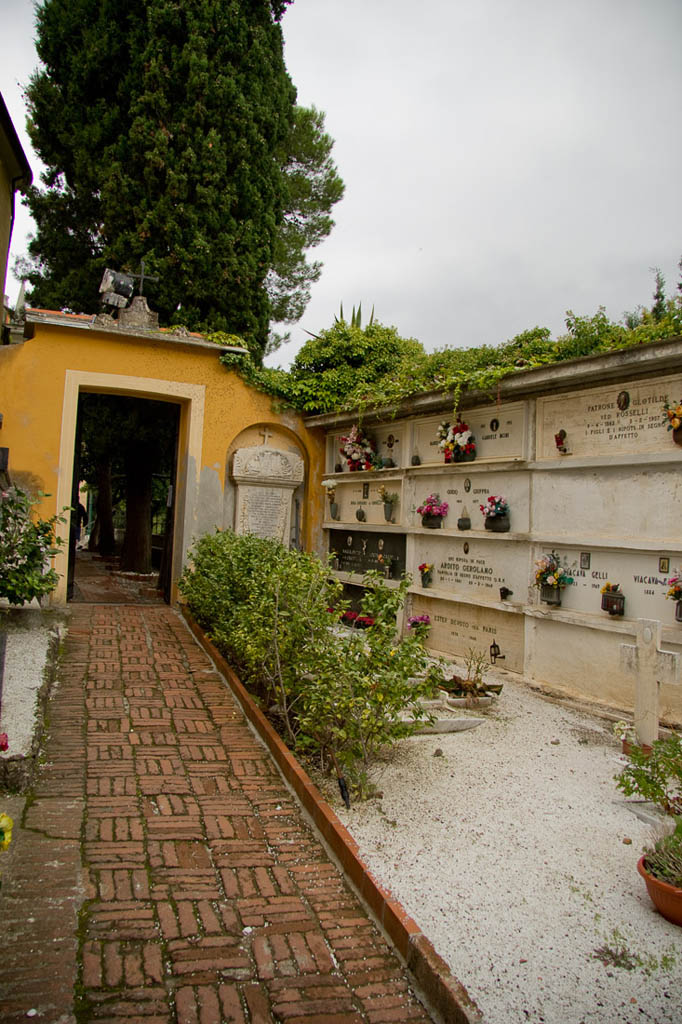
[637,856,682,926]
[621,739,653,757]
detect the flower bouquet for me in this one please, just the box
[407,614,431,638]
[663,399,682,443]
[666,573,682,622]
[416,494,448,528]
[534,550,573,605]
[600,581,625,616]
[418,561,433,587]
[340,425,376,471]
[437,418,476,463]
[479,495,510,532]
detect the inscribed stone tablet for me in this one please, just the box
[536,375,682,458]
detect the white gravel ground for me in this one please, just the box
[336,672,682,1024]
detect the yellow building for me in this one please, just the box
[0,305,325,604]
[0,92,32,334]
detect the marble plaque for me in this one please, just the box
[411,594,524,672]
[334,480,401,525]
[232,446,304,545]
[532,466,681,543]
[329,530,406,575]
[416,537,527,599]
[413,403,526,464]
[413,470,530,533]
[374,425,404,467]
[537,375,682,458]
[531,546,682,622]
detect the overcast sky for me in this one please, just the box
[2,0,681,366]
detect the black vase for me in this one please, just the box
[421,514,442,529]
[457,516,471,531]
[411,455,421,466]
[383,503,394,522]
[541,584,561,606]
[484,514,510,533]
[329,502,339,521]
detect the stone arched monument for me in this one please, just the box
[231,445,305,546]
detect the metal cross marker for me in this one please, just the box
[129,259,160,297]
[260,426,273,446]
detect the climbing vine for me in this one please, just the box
[212,293,682,418]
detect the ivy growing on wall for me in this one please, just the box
[213,289,682,417]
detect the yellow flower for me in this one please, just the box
[672,417,681,430]
[0,812,13,851]
[676,405,682,417]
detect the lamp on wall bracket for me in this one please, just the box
[490,641,505,665]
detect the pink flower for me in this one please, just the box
[0,733,8,752]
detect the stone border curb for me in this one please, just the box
[182,607,483,1024]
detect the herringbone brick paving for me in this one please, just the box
[1,604,433,1023]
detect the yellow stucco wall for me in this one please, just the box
[0,317,326,603]
[0,159,12,321]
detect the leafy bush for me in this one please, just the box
[615,733,682,814]
[0,487,65,605]
[179,533,433,790]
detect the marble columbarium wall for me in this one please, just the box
[314,344,682,734]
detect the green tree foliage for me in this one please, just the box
[219,280,682,415]
[267,106,345,349]
[179,531,433,789]
[23,0,300,359]
[79,394,178,573]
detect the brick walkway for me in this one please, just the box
[1,604,434,1023]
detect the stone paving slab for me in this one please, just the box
[0,605,439,1024]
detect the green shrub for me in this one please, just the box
[0,487,65,605]
[615,733,682,814]
[179,533,433,790]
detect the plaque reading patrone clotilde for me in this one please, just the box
[232,446,305,545]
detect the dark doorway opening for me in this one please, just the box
[68,393,180,603]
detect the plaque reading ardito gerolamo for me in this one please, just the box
[232,446,305,545]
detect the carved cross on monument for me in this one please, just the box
[620,620,680,745]
[259,426,273,446]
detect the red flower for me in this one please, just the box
[0,733,8,752]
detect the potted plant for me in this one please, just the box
[662,398,682,446]
[378,485,399,523]
[322,479,339,520]
[437,418,476,463]
[340,425,376,471]
[480,495,510,532]
[418,562,433,587]
[612,720,652,758]
[601,582,625,616]
[533,550,573,605]
[666,572,682,623]
[417,494,449,528]
[637,818,682,926]
[426,649,499,704]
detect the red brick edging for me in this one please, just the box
[182,607,483,1024]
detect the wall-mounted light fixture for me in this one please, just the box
[490,641,505,665]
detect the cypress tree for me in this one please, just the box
[24,0,296,358]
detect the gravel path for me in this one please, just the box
[336,674,682,1024]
